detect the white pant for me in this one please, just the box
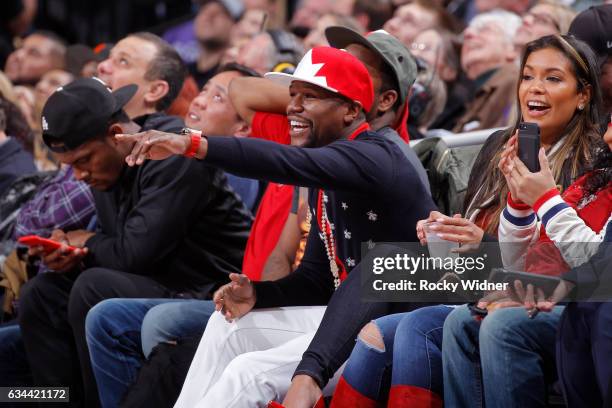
[174,306,341,408]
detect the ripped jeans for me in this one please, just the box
[341,305,454,401]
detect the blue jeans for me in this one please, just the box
[85,298,215,408]
[0,323,32,386]
[342,305,453,401]
[442,304,564,408]
[557,302,612,407]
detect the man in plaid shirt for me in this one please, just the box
[15,165,97,274]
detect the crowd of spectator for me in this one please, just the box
[0,0,611,407]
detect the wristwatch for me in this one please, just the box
[181,127,203,158]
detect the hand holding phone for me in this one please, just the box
[468,302,488,318]
[18,235,77,253]
[19,233,87,273]
[518,122,540,172]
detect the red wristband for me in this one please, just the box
[506,192,530,210]
[532,187,561,213]
[184,134,201,158]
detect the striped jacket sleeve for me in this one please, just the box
[498,193,539,271]
[532,188,610,268]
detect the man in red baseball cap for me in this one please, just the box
[115,46,436,407]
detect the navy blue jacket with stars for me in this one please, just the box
[205,127,437,308]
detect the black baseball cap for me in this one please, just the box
[569,5,612,67]
[42,77,137,153]
[325,27,417,105]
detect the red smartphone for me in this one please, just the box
[18,235,77,252]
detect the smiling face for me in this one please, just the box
[518,47,590,144]
[184,70,248,136]
[286,81,352,147]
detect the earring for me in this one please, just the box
[578,104,584,110]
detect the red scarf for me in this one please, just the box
[395,101,410,142]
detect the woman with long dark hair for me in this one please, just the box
[494,113,611,407]
[443,35,610,408]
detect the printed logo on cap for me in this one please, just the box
[265,46,374,112]
[92,76,113,92]
[41,116,49,131]
[294,50,336,91]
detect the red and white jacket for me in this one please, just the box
[499,174,612,275]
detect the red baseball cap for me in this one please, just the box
[265,46,374,113]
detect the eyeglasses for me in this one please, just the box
[410,42,429,52]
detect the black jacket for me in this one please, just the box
[85,114,252,295]
[204,129,437,307]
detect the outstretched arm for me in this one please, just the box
[116,131,399,196]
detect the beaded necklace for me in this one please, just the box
[319,191,340,289]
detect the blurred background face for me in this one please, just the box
[223,10,267,63]
[518,47,586,142]
[383,3,437,46]
[290,0,332,37]
[475,0,499,12]
[184,71,246,135]
[461,20,515,79]
[235,33,274,75]
[411,29,457,82]
[4,34,64,85]
[514,4,560,50]
[230,9,266,48]
[194,1,234,47]
[303,15,338,50]
[35,69,74,106]
[13,86,36,127]
[81,60,99,78]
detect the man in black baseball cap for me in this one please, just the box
[20,77,251,407]
[42,77,137,156]
[569,4,612,121]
